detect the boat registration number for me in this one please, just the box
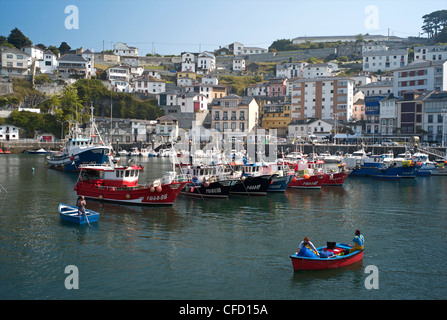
[145,194,168,201]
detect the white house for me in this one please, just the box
[177,76,195,87]
[276,62,307,79]
[302,63,334,78]
[393,60,447,97]
[222,42,268,56]
[201,74,219,85]
[414,45,447,62]
[197,51,216,74]
[0,124,20,141]
[21,45,44,61]
[133,74,166,95]
[379,95,398,136]
[81,49,95,78]
[38,50,58,74]
[181,52,196,72]
[57,53,89,78]
[288,118,336,139]
[363,48,408,72]
[233,57,246,71]
[1,48,32,76]
[357,80,393,97]
[107,65,131,92]
[113,42,138,56]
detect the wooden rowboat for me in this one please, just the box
[290,243,363,271]
[58,203,99,225]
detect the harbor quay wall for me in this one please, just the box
[2,140,444,161]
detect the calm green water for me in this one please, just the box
[0,154,446,300]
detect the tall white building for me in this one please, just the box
[290,77,355,121]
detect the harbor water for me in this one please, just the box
[0,154,446,300]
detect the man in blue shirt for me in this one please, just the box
[349,229,364,254]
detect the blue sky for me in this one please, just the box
[0,0,445,55]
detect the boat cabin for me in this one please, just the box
[79,164,143,188]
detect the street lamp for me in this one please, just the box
[57,120,69,141]
[442,109,447,148]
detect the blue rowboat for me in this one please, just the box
[58,203,99,225]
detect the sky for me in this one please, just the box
[0,0,445,55]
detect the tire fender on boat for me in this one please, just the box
[126,194,131,199]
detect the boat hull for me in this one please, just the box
[350,165,415,178]
[230,175,273,196]
[290,243,363,271]
[58,203,99,225]
[75,181,189,205]
[321,171,350,186]
[268,174,294,192]
[181,179,236,198]
[288,174,324,189]
[47,147,110,172]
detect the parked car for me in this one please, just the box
[382,140,398,146]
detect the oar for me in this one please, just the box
[83,210,91,227]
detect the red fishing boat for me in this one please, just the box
[287,173,324,189]
[321,169,351,186]
[74,162,191,205]
[290,243,363,271]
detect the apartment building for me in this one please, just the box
[0,47,32,76]
[290,77,355,122]
[362,48,408,72]
[414,45,447,62]
[393,60,447,97]
[260,102,291,136]
[210,95,259,134]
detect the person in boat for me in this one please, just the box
[77,196,86,216]
[297,237,320,257]
[348,229,364,254]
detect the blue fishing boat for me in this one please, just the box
[268,173,294,192]
[348,154,415,178]
[47,109,112,172]
[58,203,99,225]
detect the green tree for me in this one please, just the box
[422,10,447,39]
[7,27,32,48]
[47,45,60,57]
[59,41,71,54]
[269,39,292,52]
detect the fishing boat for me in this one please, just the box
[224,163,276,196]
[290,243,363,271]
[432,160,447,176]
[180,164,237,198]
[74,160,191,205]
[24,148,51,154]
[288,173,324,189]
[321,169,351,186]
[268,171,294,192]
[0,148,11,154]
[348,154,415,178]
[58,203,99,225]
[47,110,112,172]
